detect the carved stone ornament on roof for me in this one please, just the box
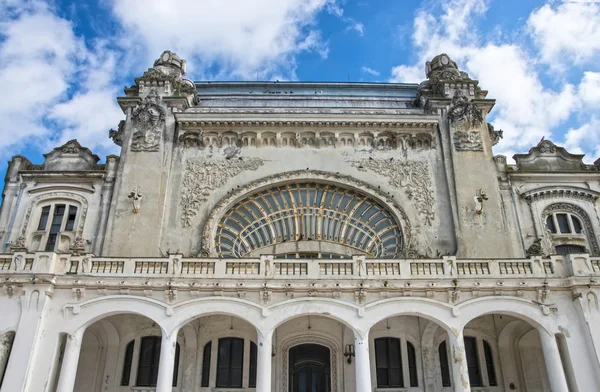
[153,50,186,78]
[449,90,484,151]
[130,89,167,152]
[538,140,556,154]
[199,170,412,257]
[180,157,264,226]
[109,120,125,147]
[349,159,436,225]
[60,140,82,154]
[487,123,503,146]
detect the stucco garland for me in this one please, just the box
[281,334,339,392]
[199,170,412,257]
[20,192,88,238]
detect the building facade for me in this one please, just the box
[0,51,599,392]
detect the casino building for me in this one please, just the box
[0,51,599,392]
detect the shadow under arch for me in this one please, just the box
[455,296,553,334]
[262,297,363,335]
[167,296,265,334]
[62,295,169,334]
[363,297,456,333]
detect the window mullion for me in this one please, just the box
[552,214,560,234]
[566,214,575,234]
[401,338,410,388]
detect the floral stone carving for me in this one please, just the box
[130,89,167,152]
[449,90,484,151]
[349,159,436,225]
[180,158,264,226]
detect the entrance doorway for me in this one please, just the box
[289,344,331,392]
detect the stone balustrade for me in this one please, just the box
[2,252,598,282]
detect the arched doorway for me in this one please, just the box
[289,344,331,392]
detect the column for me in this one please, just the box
[56,329,85,392]
[255,330,274,392]
[538,329,569,392]
[155,329,179,392]
[354,331,372,392]
[447,329,470,392]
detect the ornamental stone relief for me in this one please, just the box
[449,90,484,152]
[130,89,167,152]
[349,159,436,226]
[180,157,264,226]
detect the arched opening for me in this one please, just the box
[370,315,443,392]
[289,344,331,392]
[66,314,186,392]
[213,181,404,258]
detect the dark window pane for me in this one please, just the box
[483,341,497,387]
[546,216,556,233]
[137,336,161,387]
[556,244,586,254]
[120,340,135,386]
[201,342,212,387]
[45,205,65,251]
[439,341,451,387]
[557,214,570,233]
[407,341,418,387]
[65,206,77,231]
[375,337,403,388]
[464,337,482,387]
[38,206,50,230]
[216,338,244,388]
[172,343,180,387]
[572,216,583,233]
[249,342,257,388]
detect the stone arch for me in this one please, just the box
[62,295,169,334]
[497,319,534,391]
[199,170,412,257]
[168,297,264,335]
[263,297,362,335]
[455,296,554,334]
[363,297,456,333]
[280,333,340,392]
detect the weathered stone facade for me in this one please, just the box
[1,52,600,392]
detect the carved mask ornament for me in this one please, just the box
[130,89,166,152]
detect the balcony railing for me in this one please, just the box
[2,252,600,281]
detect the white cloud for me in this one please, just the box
[361,66,380,77]
[563,116,600,162]
[110,0,345,80]
[0,2,122,161]
[579,72,600,107]
[387,0,581,156]
[528,2,600,67]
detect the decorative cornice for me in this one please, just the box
[522,186,600,203]
[177,119,438,130]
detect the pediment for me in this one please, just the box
[513,139,584,171]
[42,139,100,171]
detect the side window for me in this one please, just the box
[544,205,595,255]
[439,341,451,387]
[464,336,482,387]
[407,341,418,387]
[120,340,135,386]
[201,341,212,387]
[34,203,80,251]
[483,340,497,387]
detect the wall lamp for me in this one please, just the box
[344,344,355,364]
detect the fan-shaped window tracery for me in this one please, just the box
[215,182,403,258]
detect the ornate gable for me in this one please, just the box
[513,139,585,172]
[42,139,101,171]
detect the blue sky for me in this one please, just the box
[1,0,600,174]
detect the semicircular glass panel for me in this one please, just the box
[215,182,403,258]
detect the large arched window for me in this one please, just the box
[35,203,79,251]
[215,182,403,258]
